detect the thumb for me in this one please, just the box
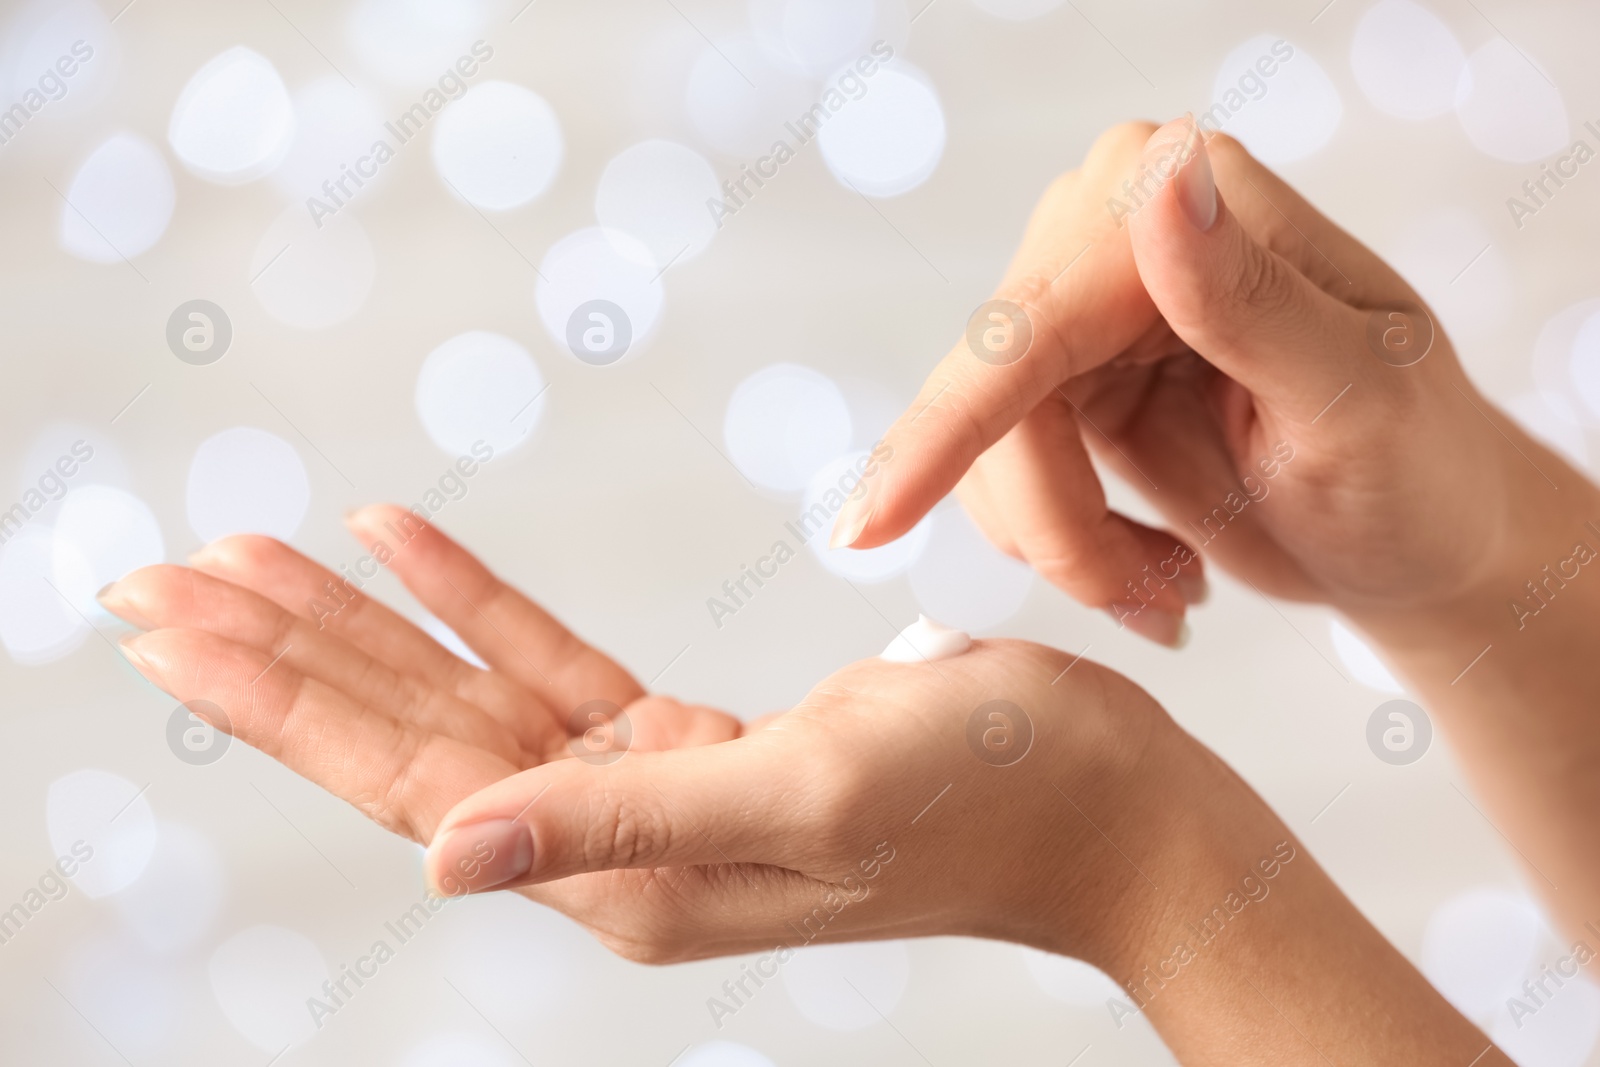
[1125,117,1365,413]
[422,739,801,895]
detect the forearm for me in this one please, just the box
[1040,733,1507,1065]
[1352,443,1600,940]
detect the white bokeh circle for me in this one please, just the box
[1384,207,1510,341]
[1505,391,1589,472]
[209,925,329,1052]
[416,330,546,456]
[536,227,665,363]
[1531,299,1600,426]
[818,64,946,197]
[1329,618,1405,694]
[0,526,88,665]
[3,0,118,108]
[1455,38,1568,164]
[274,77,388,203]
[1569,308,1600,424]
[747,0,907,77]
[1491,974,1600,1067]
[1349,0,1465,120]
[346,0,489,86]
[908,506,1033,632]
[251,202,376,330]
[112,822,226,954]
[1210,35,1342,165]
[684,35,815,158]
[59,936,180,1059]
[168,46,295,183]
[59,132,175,264]
[51,485,164,618]
[187,427,311,544]
[804,452,929,581]
[595,139,720,267]
[679,1041,779,1067]
[1421,887,1546,1021]
[432,81,563,211]
[724,364,853,494]
[437,892,591,1025]
[46,768,158,899]
[781,940,910,1031]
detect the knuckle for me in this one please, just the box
[1230,245,1295,321]
[589,791,670,870]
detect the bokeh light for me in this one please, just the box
[908,506,1034,632]
[415,330,547,456]
[208,925,330,1052]
[818,64,946,197]
[595,139,720,267]
[45,768,159,899]
[186,426,310,546]
[782,940,910,1031]
[1210,34,1342,165]
[1454,38,1569,164]
[1349,0,1464,120]
[58,132,174,263]
[724,364,853,494]
[251,202,377,329]
[167,46,295,184]
[432,81,564,211]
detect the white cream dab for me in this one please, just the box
[880,615,972,663]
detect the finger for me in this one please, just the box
[1088,359,1322,600]
[421,738,811,894]
[1125,118,1373,415]
[972,393,1203,645]
[832,122,1166,551]
[346,505,645,712]
[528,863,837,965]
[119,628,514,842]
[187,533,562,743]
[101,565,543,765]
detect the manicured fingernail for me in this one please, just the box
[118,634,154,675]
[830,495,873,549]
[1112,606,1187,648]
[428,819,533,896]
[1174,117,1217,231]
[97,581,117,600]
[99,582,158,630]
[1177,571,1210,606]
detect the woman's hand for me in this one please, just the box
[100,504,1185,969]
[100,508,1518,1065]
[830,117,1565,645]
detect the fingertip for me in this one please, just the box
[425,818,534,896]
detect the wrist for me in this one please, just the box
[1348,432,1600,664]
[1019,712,1294,979]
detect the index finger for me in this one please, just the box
[833,124,1163,550]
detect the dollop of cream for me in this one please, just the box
[880,615,972,663]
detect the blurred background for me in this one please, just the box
[1,0,1599,1062]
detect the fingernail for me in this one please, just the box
[428,819,533,896]
[118,634,154,675]
[1176,571,1210,606]
[830,494,873,550]
[1175,117,1217,232]
[1111,606,1187,648]
[99,582,158,630]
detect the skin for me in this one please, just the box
[101,505,1510,1064]
[834,117,1600,944]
